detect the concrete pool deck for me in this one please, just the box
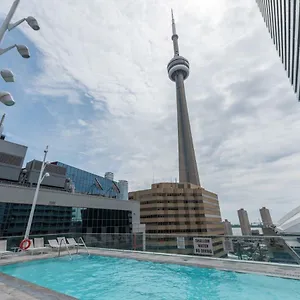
[0,252,76,300]
[0,248,300,299]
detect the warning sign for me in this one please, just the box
[193,237,214,256]
[223,237,234,252]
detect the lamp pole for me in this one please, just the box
[0,0,20,45]
[24,146,49,239]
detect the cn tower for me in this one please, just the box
[167,10,200,186]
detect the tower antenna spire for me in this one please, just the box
[171,9,176,35]
[171,9,179,56]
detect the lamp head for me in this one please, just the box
[0,91,15,106]
[1,69,15,82]
[44,172,50,178]
[16,44,30,59]
[26,16,40,31]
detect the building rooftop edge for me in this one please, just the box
[129,182,217,195]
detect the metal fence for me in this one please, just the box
[1,233,300,266]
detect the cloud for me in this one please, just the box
[1,0,300,223]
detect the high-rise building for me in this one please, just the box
[129,12,225,258]
[167,10,200,185]
[255,0,300,101]
[260,206,273,227]
[237,208,252,236]
[223,219,233,235]
[129,183,226,257]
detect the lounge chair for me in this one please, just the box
[48,239,63,250]
[34,237,48,250]
[57,237,68,246]
[67,238,84,247]
[26,238,49,254]
[0,240,13,258]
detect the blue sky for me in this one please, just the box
[1,0,300,223]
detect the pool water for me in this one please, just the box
[1,255,300,300]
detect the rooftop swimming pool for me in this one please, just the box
[1,255,300,300]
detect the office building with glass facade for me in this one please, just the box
[51,162,119,198]
[0,137,140,238]
[0,182,140,237]
[256,0,300,101]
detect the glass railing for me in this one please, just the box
[1,233,300,266]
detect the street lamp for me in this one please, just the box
[1,69,14,82]
[0,0,40,106]
[0,91,15,106]
[24,146,50,240]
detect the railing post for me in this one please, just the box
[133,233,136,250]
[143,232,146,251]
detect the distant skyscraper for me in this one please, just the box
[167,11,200,186]
[223,219,233,235]
[255,0,300,101]
[260,206,273,227]
[237,208,252,235]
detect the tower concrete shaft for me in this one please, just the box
[167,11,200,186]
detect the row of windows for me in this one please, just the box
[140,200,213,205]
[141,214,206,218]
[138,194,217,200]
[145,221,222,226]
[0,202,132,237]
[141,207,220,212]
[206,227,225,232]
[147,229,209,234]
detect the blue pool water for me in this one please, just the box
[1,255,300,300]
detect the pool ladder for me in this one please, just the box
[57,237,90,258]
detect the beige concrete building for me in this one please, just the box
[260,207,273,227]
[129,182,226,257]
[237,208,252,236]
[223,219,233,235]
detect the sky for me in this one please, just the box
[0,0,299,224]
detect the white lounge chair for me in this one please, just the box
[48,239,62,250]
[67,238,84,247]
[56,236,72,248]
[34,237,48,250]
[26,238,49,254]
[0,240,13,258]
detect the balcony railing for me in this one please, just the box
[1,233,300,266]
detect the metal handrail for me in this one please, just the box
[58,238,72,259]
[79,237,90,256]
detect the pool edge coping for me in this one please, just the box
[0,272,77,300]
[0,247,299,300]
[88,248,300,280]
